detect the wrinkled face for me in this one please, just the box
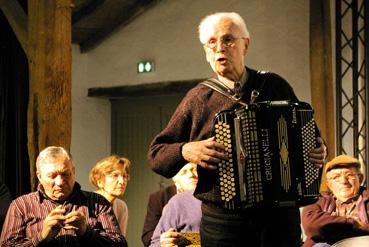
[326,167,363,202]
[203,18,249,82]
[98,167,128,199]
[173,163,198,192]
[37,158,75,201]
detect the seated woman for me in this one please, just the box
[89,155,131,236]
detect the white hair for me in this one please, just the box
[36,146,73,171]
[198,12,250,44]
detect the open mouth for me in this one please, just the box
[217,57,227,64]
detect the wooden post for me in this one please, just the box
[27,0,72,190]
[310,0,335,192]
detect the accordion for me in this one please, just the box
[213,101,321,210]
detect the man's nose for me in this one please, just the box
[55,175,65,185]
[215,39,225,51]
[117,176,124,184]
[337,176,350,183]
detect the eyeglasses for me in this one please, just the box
[106,172,129,181]
[204,35,244,49]
[327,173,359,182]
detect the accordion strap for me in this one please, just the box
[250,70,268,104]
[201,71,269,106]
[200,78,247,106]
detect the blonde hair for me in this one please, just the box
[89,155,131,189]
[36,146,73,171]
[198,12,250,44]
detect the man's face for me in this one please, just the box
[203,18,249,82]
[98,167,128,198]
[326,167,363,202]
[37,157,75,201]
[173,163,198,192]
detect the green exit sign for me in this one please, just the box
[137,61,155,73]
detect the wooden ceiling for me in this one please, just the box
[72,0,160,52]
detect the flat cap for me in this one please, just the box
[325,154,361,173]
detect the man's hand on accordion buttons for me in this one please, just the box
[181,137,228,170]
[308,137,327,168]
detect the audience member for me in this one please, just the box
[0,146,126,247]
[0,183,12,232]
[89,155,130,236]
[150,187,201,246]
[142,163,197,246]
[302,155,369,246]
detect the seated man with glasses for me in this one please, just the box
[302,154,369,247]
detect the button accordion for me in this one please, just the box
[213,101,321,210]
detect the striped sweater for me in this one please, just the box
[0,183,127,247]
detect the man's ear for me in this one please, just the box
[36,170,41,181]
[325,177,332,192]
[243,38,250,55]
[358,173,364,185]
[205,48,211,63]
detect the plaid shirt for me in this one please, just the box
[0,183,127,247]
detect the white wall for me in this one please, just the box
[71,0,310,243]
[71,45,111,192]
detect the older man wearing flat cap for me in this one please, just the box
[301,155,369,247]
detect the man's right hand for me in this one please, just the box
[181,137,227,170]
[41,205,66,241]
[160,228,181,247]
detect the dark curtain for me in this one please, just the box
[0,9,30,197]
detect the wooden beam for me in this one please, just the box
[72,0,104,24]
[0,0,28,56]
[79,0,161,52]
[310,0,335,192]
[27,0,72,190]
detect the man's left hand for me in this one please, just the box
[63,210,87,236]
[309,137,327,168]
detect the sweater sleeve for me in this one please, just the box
[147,89,199,178]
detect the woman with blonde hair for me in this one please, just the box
[90,155,131,236]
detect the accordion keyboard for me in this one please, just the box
[214,118,237,209]
[240,110,264,205]
[301,111,320,195]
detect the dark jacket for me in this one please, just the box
[302,187,369,246]
[0,183,12,232]
[141,185,177,246]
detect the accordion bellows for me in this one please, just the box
[214,101,321,210]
